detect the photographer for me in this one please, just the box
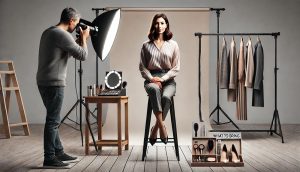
[36,7,89,168]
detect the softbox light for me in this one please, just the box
[77,9,121,61]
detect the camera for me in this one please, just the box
[76,19,98,37]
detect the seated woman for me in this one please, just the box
[139,13,180,145]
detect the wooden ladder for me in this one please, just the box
[0,60,30,138]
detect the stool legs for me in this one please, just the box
[170,97,180,161]
[142,99,152,161]
[142,97,180,161]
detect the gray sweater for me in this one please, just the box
[36,26,88,86]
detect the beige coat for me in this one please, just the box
[245,39,254,87]
[227,38,237,102]
[236,38,247,120]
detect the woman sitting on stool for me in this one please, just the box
[139,13,181,145]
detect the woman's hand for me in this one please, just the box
[151,77,163,89]
[151,77,163,82]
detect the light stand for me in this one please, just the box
[60,60,98,150]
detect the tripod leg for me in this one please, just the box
[270,110,276,135]
[274,110,284,143]
[83,103,98,152]
[209,106,218,118]
[219,107,240,130]
[59,100,80,127]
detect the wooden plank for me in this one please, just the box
[242,140,285,172]
[245,133,300,171]
[97,149,119,172]
[166,146,181,172]
[145,146,157,172]
[157,146,169,172]
[110,146,133,172]
[124,146,143,172]
[66,156,96,171]
[84,148,113,171]
[178,146,192,172]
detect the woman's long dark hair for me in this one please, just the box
[148,13,173,41]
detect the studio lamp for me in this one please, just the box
[77,8,121,61]
[60,9,121,149]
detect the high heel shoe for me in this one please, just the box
[149,126,157,146]
[231,144,240,163]
[160,125,168,144]
[220,144,229,163]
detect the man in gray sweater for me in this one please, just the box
[36,7,89,168]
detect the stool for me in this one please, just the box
[142,96,180,161]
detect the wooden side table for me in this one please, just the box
[84,96,129,155]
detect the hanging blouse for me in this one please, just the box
[252,39,264,107]
[227,37,237,102]
[219,37,229,89]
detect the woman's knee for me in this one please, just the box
[162,95,172,102]
[145,83,160,94]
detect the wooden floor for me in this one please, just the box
[0,124,300,172]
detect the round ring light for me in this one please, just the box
[105,70,122,89]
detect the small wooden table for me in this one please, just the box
[84,96,129,155]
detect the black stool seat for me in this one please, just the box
[142,96,180,161]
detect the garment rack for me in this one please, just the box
[194,32,284,143]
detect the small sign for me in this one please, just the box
[210,132,242,139]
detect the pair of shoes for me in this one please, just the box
[220,144,240,163]
[43,156,70,169]
[56,153,78,162]
[149,126,157,146]
[160,125,168,144]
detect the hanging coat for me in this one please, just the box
[219,37,229,89]
[227,38,237,102]
[236,38,247,120]
[252,40,264,107]
[245,39,254,88]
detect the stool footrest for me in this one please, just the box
[89,140,128,146]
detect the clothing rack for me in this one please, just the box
[194,32,284,143]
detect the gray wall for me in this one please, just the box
[0,0,299,142]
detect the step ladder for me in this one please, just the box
[0,60,30,138]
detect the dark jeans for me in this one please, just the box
[38,86,64,161]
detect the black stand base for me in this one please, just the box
[210,108,284,143]
[209,105,240,130]
[59,99,99,151]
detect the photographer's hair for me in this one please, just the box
[60,7,81,24]
[148,13,173,41]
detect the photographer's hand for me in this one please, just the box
[80,26,90,48]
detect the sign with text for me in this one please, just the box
[210,132,242,139]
